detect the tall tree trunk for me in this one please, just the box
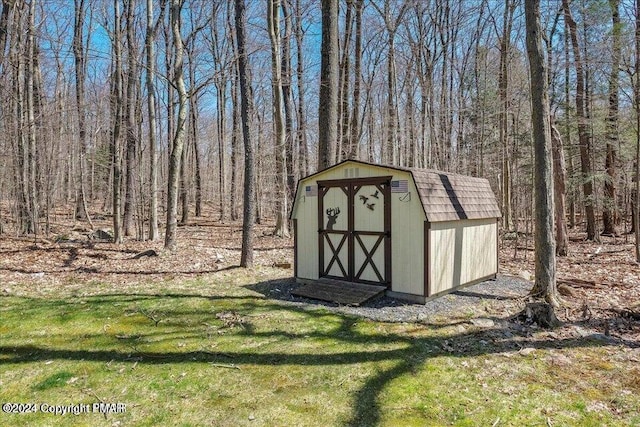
[603,0,621,236]
[526,0,559,307]
[635,0,640,263]
[295,0,308,175]
[499,0,515,231]
[372,1,407,165]
[281,0,296,200]
[336,0,352,162]
[191,96,202,217]
[318,0,338,170]
[123,0,138,237]
[111,0,123,244]
[145,0,160,241]
[348,0,363,160]
[26,0,37,236]
[216,80,227,221]
[268,0,289,238]
[230,73,239,221]
[235,0,255,267]
[0,0,11,67]
[563,30,576,229]
[551,124,569,256]
[562,0,598,241]
[179,134,188,224]
[164,0,188,251]
[73,0,92,225]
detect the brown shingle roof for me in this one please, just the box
[291,159,501,222]
[408,168,501,222]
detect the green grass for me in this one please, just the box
[0,267,638,426]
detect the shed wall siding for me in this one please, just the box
[295,186,319,280]
[390,176,424,295]
[429,218,497,294]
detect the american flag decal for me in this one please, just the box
[305,185,317,197]
[391,180,408,193]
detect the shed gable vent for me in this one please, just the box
[343,168,360,178]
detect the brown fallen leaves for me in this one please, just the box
[500,231,639,342]
[0,204,637,342]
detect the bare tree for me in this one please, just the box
[551,123,569,256]
[164,0,189,251]
[73,0,92,226]
[123,0,139,237]
[336,0,353,162]
[635,0,640,263]
[318,0,338,170]
[145,0,165,241]
[562,0,598,241]
[268,0,289,238]
[497,0,516,231]
[25,0,38,236]
[348,0,363,160]
[294,0,308,175]
[281,0,296,200]
[235,0,255,267]
[603,0,621,237]
[0,1,11,66]
[525,0,559,307]
[111,0,124,244]
[372,0,408,165]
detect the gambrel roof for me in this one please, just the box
[408,167,501,222]
[292,160,501,222]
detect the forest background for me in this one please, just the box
[1,0,639,264]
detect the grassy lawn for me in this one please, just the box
[1,267,638,426]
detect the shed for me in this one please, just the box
[290,160,501,303]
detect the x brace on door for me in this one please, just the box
[318,176,391,286]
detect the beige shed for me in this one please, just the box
[290,160,501,303]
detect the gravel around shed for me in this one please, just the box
[249,275,532,323]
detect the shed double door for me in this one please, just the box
[318,176,391,286]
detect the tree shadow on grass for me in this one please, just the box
[1,280,638,426]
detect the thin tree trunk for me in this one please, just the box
[216,80,227,220]
[179,133,188,224]
[295,0,308,175]
[551,124,569,256]
[230,72,239,221]
[26,0,37,237]
[164,0,188,251]
[318,0,338,170]
[337,0,353,162]
[73,0,92,226]
[526,0,559,307]
[282,0,296,200]
[123,0,138,237]
[635,0,640,262]
[191,96,202,217]
[348,0,363,160]
[111,0,123,244]
[562,0,598,241]
[235,0,255,267]
[268,0,289,238]
[603,0,621,236]
[372,0,407,165]
[146,0,160,241]
[0,0,11,66]
[499,0,515,231]
[563,29,576,229]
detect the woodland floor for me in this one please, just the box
[0,204,639,426]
